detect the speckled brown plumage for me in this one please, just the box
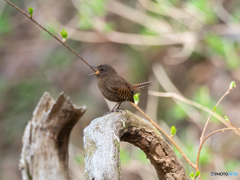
[90,64,151,113]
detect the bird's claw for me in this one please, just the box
[103,108,125,116]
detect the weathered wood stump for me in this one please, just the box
[19,92,86,180]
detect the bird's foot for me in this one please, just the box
[103,111,112,116]
[103,108,125,116]
[113,108,124,112]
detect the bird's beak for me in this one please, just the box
[89,66,99,76]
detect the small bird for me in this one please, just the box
[90,64,151,113]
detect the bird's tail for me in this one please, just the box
[132,81,152,93]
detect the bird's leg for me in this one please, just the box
[115,102,122,110]
[103,103,120,115]
[103,102,124,115]
[111,103,120,111]
[112,102,124,112]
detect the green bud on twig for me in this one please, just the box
[189,170,200,179]
[134,93,140,105]
[213,106,217,112]
[189,172,195,179]
[195,170,200,178]
[60,28,68,42]
[170,126,177,138]
[224,116,230,123]
[28,7,35,18]
[230,81,236,89]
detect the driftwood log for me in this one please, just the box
[19,92,188,180]
[84,110,188,180]
[19,92,86,180]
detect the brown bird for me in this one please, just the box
[90,64,151,113]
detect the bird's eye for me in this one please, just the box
[100,68,104,71]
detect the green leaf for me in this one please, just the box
[213,106,217,112]
[205,33,224,56]
[60,28,68,42]
[90,0,107,16]
[28,7,35,18]
[189,172,195,179]
[134,93,140,105]
[222,40,240,69]
[230,81,236,89]
[170,126,177,137]
[224,116,230,123]
[195,170,200,178]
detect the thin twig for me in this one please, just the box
[200,88,232,144]
[196,86,235,172]
[196,127,237,170]
[229,122,240,132]
[130,102,196,169]
[148,90,225,124]
[4,0,96,72]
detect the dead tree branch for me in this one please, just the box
[19,92,86,180]
[84,110,188,180]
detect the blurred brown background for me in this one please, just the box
[0,0,240,179]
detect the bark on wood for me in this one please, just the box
[84,110,188,180]
[19,92,86,180]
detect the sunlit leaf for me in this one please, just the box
[224,116,230,123]
[189,172,195,178]
[170,126,177,137]
[213,106,217,112]
[28,7,35,18]
[60,28,68,42]
[230,81,236,89]
[195,170,200,178]
[134,93,140,105]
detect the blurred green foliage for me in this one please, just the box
[120,148,130,165]
[206,33,240,70]
[193,86,223,124]
[120,146,150,165]
[140,27,159,36]
[75,154,85,165]
[135,148,150,164]
[1,0,240,179]
[225,159,240,172]
[167,104,188,122]
[173,144,212,165]
[2,78,44,119]
[0,16,12,34]
[78,0,107,30]
[188,0,217,24]
[41,22,60,40]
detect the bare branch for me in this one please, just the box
[196,127,238,171]
[148,90,235,131]
[4,0,96,72]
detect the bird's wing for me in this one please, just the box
[106,82,133,102]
